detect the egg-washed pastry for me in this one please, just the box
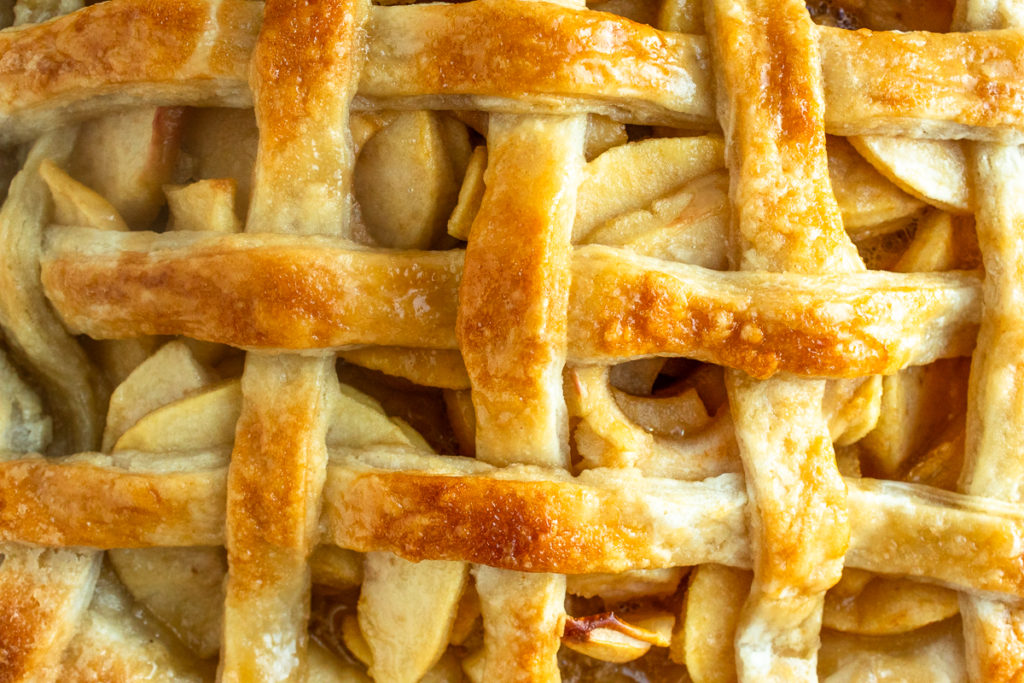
[0,0,1019,679]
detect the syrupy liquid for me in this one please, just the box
[805,0,956,32]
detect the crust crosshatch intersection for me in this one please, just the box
[0,0,1020,680]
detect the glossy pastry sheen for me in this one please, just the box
[0,0,1021,680]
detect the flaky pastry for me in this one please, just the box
[0,0,1020,681]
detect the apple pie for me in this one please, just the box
[0,0,1020,680]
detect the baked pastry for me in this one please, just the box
[0,0,1019,679]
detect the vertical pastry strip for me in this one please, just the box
[245,0,366,239]
[474,566,567,683]
[456,0,587,673]
[220,0,366,679]
[956,2,1024,679]
[222,355,334,682]
[958,141,1024,681]
[704,0,864,678]
[458,113,585,683]
[458,113,584,470]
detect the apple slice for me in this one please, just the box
[359,553,468,683]
[39,159,127,231]
[103,340,216,451]
[70,107,186,227]
[165,179,242,233]
[562,609,674,664]
[849,135,970,214]
[354,111,464,249]
[108,547,226,659]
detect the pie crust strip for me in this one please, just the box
[706,0,865,677]
[0,0,258,144]
[222,356,334,682]
[454,8,588,664]
[457,113,583,469]
[358,0,713,127]
[955,3,1024,677]
[39,230,983,378]
[0,360,101,681]
[5,0,1024,141]
[219,0,366,678]
[245,0,362,239]
[0,547,101,680]
[0,453,228,547]
[0,131,105,454]
[958,145,1024,681]
[817,24,1024,143]
[3,452,1024,601]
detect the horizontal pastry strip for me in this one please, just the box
[42,228,982,379]
[1,0,1024,141]
[0,448,1022,602]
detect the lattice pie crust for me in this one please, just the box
[0,0,1020,680]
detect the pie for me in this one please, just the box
[0,0,1019,679]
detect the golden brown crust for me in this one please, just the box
[845,479,1024,600]
[328,470,642,573]
[474,567,564,682]
[211,0,263,77]
[0,579,39,680]
[450,8,586,664]
[957,149,1024,682]
[569,248,980,377]
[360,0,714,126]
[0,452,1021,601]
[226,358,331,586]
[219,0,367,675]
[457,115,582,467]
[3,0,1024,141]
[222,357,332,681]
[0,549,98,682]
[219,0,368,674]
[0,0,258,143]
[8,0,1024,676]
[323,457,748,576]
[326,459,1024,599]
[706,0,862,675]
[40,230,981,378]
[962,601,1024,683]
[0,0,201,88]
[819,25,1024,142]
[42,230,462,351]
[954,6,1024,675]
[0,456,226,547]
[711,2,860,275]
[247,0,368,236]
[252,0,358,156]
